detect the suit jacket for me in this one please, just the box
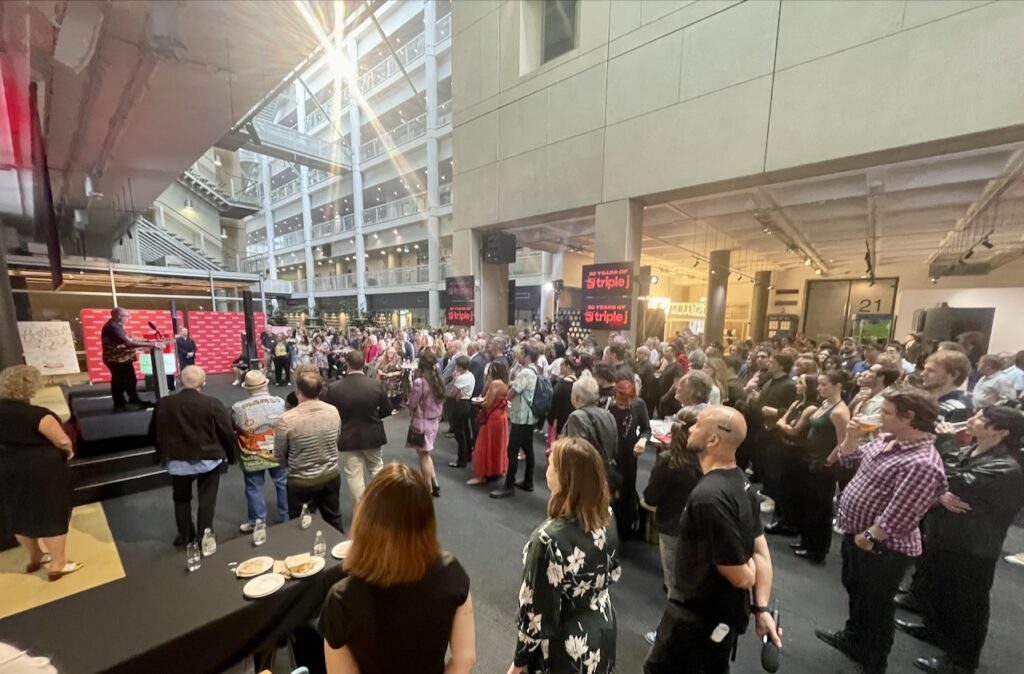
[469,352,488,397]
[150,388,236,464]
[323,372,392,451]
[176,336,197,366]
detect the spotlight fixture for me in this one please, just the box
[183,197,194,209]
[814,268,823,275]
[767,284,775,290]
[710,268,716,275]
[804,257,812,267]
[980,237,994,249]
[691,258,700,268]
[962,249,974,260]
[649,275,659,285]
[785,245,796,254]
[929,277,938,284]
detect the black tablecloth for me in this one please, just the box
[0,514,345,674]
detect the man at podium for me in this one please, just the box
[101,307,163,412]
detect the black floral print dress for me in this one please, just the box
[514,515,620,673]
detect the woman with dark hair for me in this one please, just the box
[407,351,446,497]
[796,370,850,563]
[608,372,652,540]
[468,361,510,485]
[548,358,579,443]
[508,437,619,674]
[446,355,475,469]
[897,407,1024,674]
[320,463,475,674]
[772,373,821,536]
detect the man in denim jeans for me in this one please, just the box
[232,370,289,532]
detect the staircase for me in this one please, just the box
[113,215,226,271]
[179,167,261,219]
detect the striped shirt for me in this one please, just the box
[937,389,971,422]
[273,400,340,486]
[837,434,947,556]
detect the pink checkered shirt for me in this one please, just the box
[836,433,947,557]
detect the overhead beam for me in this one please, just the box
[750,188,831,274]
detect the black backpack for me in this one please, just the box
[529,367,553,419]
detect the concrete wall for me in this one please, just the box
[452,0,1024,229]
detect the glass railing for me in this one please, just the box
[184,162,262,207]
[247,241,269,255]
[311,214,356,241]
[311,274,357,292]
[273,229,306,250]
[291,278,308,293]
[270,178,300,203]
[303,91,350,130]
[359,32,426,93]
[365,265,430,287]
[437,13,451,42]
[439,183,452,205]
[437,99,452,127]
[510,251,544,276]
[308,168,332,186]
[361,112,427,160]
[362,193,426,226]
[263,279,296,294]
[252,120,347,167]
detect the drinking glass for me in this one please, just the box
[186,542,202,572]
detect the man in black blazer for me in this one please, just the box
[149,365,236,546]
[323,349,392,501]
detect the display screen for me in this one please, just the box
[581,262,634,297]
[581,301,631,329]
[446,305,474,326]
[444,276,474,305]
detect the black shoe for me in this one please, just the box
[913,656,974,674]
[489,487,515,499]
[814,629,860,663]
[764,522,799,536]
[789,542,807,551]
[894,592,926,614]
[515,481,534,492]
[895,619,942,647]
[432,485,441,498]
[129,400,154,409]
[448,461,467,468]
[794,548,827,564]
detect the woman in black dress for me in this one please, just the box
[607,373,652,540]
[0,365,80,581]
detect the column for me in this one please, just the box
[749,270,772,342]
[295,80,316,313]
[539,251,554,324]
[260,157,277,279]
[705,249,731,345]
[348,37,368,315]
[424,0,442,327]
[594,199,644,344]
[452,229,508,333]
[0,246,23,368]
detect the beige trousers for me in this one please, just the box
[342,449,384,501]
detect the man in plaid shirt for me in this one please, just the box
[816,387,947,674]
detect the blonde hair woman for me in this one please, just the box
[508,437,620,674]
[0,365,80,581]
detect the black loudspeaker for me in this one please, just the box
[242,291,257,365]
[322,242,332,258]
[482,232,517,264]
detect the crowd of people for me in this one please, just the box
[3,313,1024,674]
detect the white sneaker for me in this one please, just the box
[1005,552,1024,566]
[231,380,240,386]
[239,522,254,533]
[759,496,776,514]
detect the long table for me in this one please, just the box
[0,514,346,674]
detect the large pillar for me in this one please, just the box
[453,229,508,333]
[424,0,442,327]
[539,251,554,324]
[594,199,644,345]
[705,249,731,345]
[749,270,771,343]
[348,37,368,315]
[260,157,277,280]
[295,81,316,313]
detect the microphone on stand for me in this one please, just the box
[760,600,781,673]
[147,321,164,339]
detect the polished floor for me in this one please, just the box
[98,375,1024,673]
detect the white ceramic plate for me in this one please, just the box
[290,555,326,578]
[470,397,485,404]
[235,555,274,578]
[331,540,353,560]
[243,572,286,599]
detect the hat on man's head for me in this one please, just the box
[243,370,269,390]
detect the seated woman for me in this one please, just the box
[0,365,80,581]
[320,463,475,674]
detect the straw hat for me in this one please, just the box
[243,370,269,390]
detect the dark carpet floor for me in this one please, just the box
[92,375,1024,673]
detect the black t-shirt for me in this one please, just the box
[675,467,762,632]
[319,552,470,674]
[643,454,701,536]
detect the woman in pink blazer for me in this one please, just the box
[407,351,445,497]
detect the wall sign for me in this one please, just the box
[581,262,635,297]
[17,321,80,375]
[447,305,474,326]
[581,301,631,330]
[444,276,475,306]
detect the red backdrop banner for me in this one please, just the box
[187,311,265,374]
[80,309,182,383]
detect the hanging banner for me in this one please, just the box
[581,262,635,297]
[17,321,80,375]
[581,301,631,330]
[447,305,475,326]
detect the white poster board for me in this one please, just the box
[17,321,81,375]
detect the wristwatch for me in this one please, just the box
[862,530,876,544]
[751,605,770,615]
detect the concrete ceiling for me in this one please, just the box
[31,0,325,241]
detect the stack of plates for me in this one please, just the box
[331,540,353,559]
[243,573,286,599]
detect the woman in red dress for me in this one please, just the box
[467,362,510,485]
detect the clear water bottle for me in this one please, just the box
[186,541,201,572]
[253,519,267,546]
[201,528,217,557]
[313,530,326,557]
[300,503,312,530]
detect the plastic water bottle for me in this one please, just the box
[300,503,312,530]
[313,530,326,558]
[186,541,201,572]
[201,528,217,557]
[253,519,267,546]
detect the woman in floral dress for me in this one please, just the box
[509,436,620,674]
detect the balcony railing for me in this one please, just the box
[273,229,306,250]
[311,214,356,241]
[184,162,262,208]
[247,241,270,255]
[439,183,452,205]
[251,120,350,169]
[308,168,333,186]
[303,92,349,130]
[358,30,426,93]
[270,178,300,203]
[362,193,426,226]
[361,112,428,161]
[365,265,430,287]
[437,12,451,42]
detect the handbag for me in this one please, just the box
[406,424,426,448]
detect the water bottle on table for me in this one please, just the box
[300,503,312,529]
[313,530,326,557]
[201,528,217,557]
[253,518,267,546]
[186,541,202,572]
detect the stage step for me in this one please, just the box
[71,448,169,506]
[70,448,159,483]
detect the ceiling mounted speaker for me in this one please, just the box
[53,2,104,74]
